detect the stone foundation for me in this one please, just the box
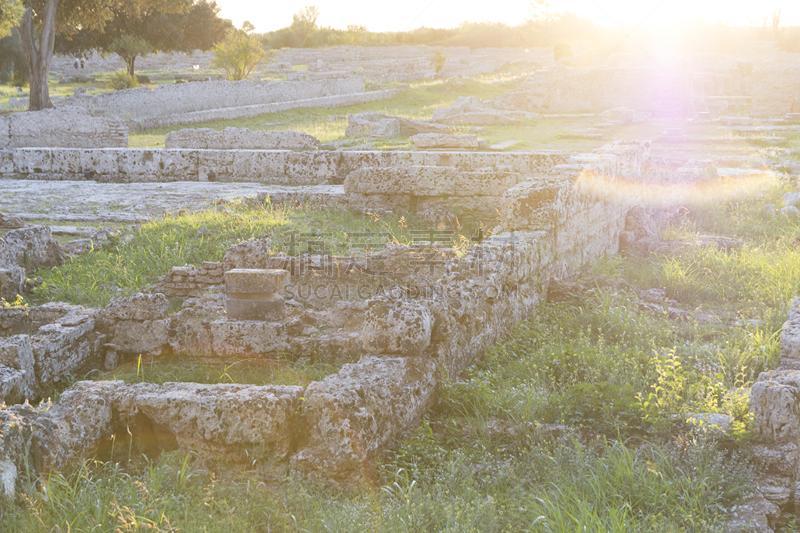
[1,141,725,490]
[0,107,128,149]
[0,148,568,186]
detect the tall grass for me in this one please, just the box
[33,203,415,307]
[6,183,797,529]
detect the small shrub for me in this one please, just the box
[212,27,268,81]
[0,294,27,309]
[109,70,139,91]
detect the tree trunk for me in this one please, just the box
[126,56,136,77]
[20,0,59,111]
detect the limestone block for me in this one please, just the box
[752,370,800,443]
[159,150,199,179]
[0,150,13,174]
[344,165,522,197]
[101,293,169,322]
[225,269,289,296]
[31,315,99,385]
[107,319,171,356]
[782,298,800,369]
[209,319,289,356]
[0,336,35,402]
[0,405,37,499]
[79,149,119,178]
[31,381,117,471]
[47,149,82,176]
[223,238,274,271]
[225,298,285,321]
[114,382,304,461]
[346,113,402,138]
[292,356,437,481]
[118,150,163,181]
[166,128,320,150]
[13,148,52,175]
[361,297,433,356]
[0,266,25,300]
[250,150,290,179]
[285,151,340,184]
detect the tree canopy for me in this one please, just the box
[0,0,22,38]
[57,0,231,76]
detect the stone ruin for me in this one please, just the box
[0,140,745,494]
[749,299,800,523]
[165,128,321,151]
[0,106,128,149]
[0,225,64,300]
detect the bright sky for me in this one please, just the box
[217,1,800,33]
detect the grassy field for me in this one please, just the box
[32,202,422,308]
[5,178,799,529]
[126,77,634,151]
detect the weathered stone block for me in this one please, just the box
[781,299,800,369]
[361,298,433,356]
[292,356,437,481]
[31,380,117,471]
[114,382,304,462]
[752,370,800,443]
[225,298,285,321]
[225,268,289,296]
[166,128,320,151]
[101,293,168,322]
[0,336,35,402]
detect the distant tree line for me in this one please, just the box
[260,10,600,49]
[0,0,231,110]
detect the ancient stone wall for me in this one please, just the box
[165,129,321,150]
[0,142,678,493]
[0,148,568,186]
[0,107,128,149]
[749,299,800,517]
[62,78,393,130]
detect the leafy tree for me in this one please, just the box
[212,24,266,81]
[0,0,22,38]
[58,1,231,79]
[109,34,152,77]
[0,30,27,85]
[289,5,319,47]
[18,0,127,110]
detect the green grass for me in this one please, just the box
[32,202,419,307]
[86,354,339,387]
[6,183,799,530]
[129,77,524,148]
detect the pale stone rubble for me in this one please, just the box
[345,112,449,139]
[432,96,538,125]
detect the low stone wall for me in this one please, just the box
[0,225,64,300]
[0,148,568,186]
[0,303,101,403]
[165,129,321,150]
[0,107,128,149]
[158,262,224,297]
[63,78,392,130]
